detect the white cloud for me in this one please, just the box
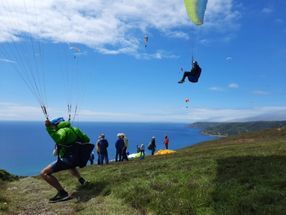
[199,39,211,46]
[209,86,224,92]
[228,83,239,88]
[137,50,179,60]
[275,18,284,24]
[205,0,240,30]
[0,102,42,120]
[225,56,232,61]
[0,58,16,64]
[186,106,286,122]
[165,31,190,40]
[0,0,240,57]
[1,102,286,123]
[253,90,270,96]
[262,8,273,14]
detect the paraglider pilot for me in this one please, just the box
[178,61,202,84]
[40,117,90,203]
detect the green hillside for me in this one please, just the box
[1,127,286,215]
[0,169,19,182]
[191,121,286,136]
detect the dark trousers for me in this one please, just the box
[115,149,123,162]
[140,150,145,160]
[97,152,100,165]
[99,152,109,165]
[180,72,198,83]
[122,147,129,161]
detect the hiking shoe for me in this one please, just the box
[178,81,184,84]
[79,177,86,185]
[49,191,69,203]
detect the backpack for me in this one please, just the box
[73,142,95,168]
[147,142,152,150]
[70,127,95,168]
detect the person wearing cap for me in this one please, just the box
[178,61,202,84]
[96,133,109,165]
[148,136,157,155]
[40,117,90,203]
[115,133,125,162]
[122,134,129,161]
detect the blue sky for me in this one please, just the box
[0,0,285,122]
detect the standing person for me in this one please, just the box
[115,133,125,162]
[96,137,101,165]
[148,136,156,155]
[122,134,129,161]
[89,152,95,165]
[41,117,90,203]
[136,144,140,153]
[178,61,202,84]
[139,144,145,160]
[164,136,169,149]
[96,133,109,165]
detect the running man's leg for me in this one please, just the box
[69,168,81,179]
[69,168,86,185]
[40,165,64,191]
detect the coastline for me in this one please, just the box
[201,131,227,138]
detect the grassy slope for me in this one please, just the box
[1,127,286,215]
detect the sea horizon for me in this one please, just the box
[0,121,216,176]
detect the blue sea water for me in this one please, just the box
[0,121,216,176]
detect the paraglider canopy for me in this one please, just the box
[184,0,208,25]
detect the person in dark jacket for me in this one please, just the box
[178,61,202,83]
[96,133,109,165]
[115,133,125,162]
[41,117,90,203]
[148,136,156,155]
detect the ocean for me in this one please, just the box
[0,121,216,176]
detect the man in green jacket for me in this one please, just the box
[40,117,90,203]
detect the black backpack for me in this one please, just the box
[73,142,95,168]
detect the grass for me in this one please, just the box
[1,127,286,214]
[0,170,19,212]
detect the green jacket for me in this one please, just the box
[46,121,90,158]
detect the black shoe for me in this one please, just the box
[49,190,69,203]
[79,177,86,185]
[178,80,184,83]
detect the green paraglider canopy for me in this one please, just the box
[184,0,208,25]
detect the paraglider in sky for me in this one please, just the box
[178,61,202,84]
[69,46,81,59]
[144,35,148,48]
[185,98,190,108]
[70,46,81,53]
[181,1,207,84]
[184,0,208,25]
